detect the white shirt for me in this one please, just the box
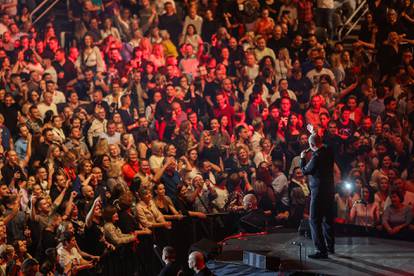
[250,131,264,153]
[254,47,276,62]
[182,15,203,36]
[306,68,335,87]
[37,102,58,119]
[100,132,121,145]
[271,173,289,206]
[58,246,82,270]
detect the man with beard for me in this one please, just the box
[1,150,27,185]
[25,105,43,134]
[65,127,91,160]
[30,128,54,168]
[77,185,95,220]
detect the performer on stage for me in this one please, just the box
[300,129,335,259]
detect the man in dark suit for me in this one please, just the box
[159,246,181,276]
[300,134,335,259]
[188,251,214,276]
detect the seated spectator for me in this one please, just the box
[382,190,412,238]
[288,167,310,227]
[239,194,268,233]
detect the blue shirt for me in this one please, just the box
[161,171,181,203]
[15,138,28,161]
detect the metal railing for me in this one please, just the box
[338,0,369,41]
[30,0,61,25]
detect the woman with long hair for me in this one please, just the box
[374,176,390,216]
[274,48,292,82]
[153,183,183,220]
[253,138,273,167]
[179,24,203,55]
[103,204,147,275]
[75,34,105,73]
[77,159,93,183]
[141,62,157,90]
[101,17,121,41]
[350,187,380,227]
[45,144,63,176]
[172,120,196,158]
[284,113,304,158]
[370,155,393,189]
[148,43,166,71]
[139,37,152,61]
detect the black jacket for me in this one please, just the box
[158,261,181,276]
[300,145,334,196]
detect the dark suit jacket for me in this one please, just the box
[300,145,334,197]
[195,267,215,276]
[158,261,181,276]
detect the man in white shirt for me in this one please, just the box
[182,5,203,35]
[45,80,66,104]
[99,120,121,145]
[250,118,265,153]
[254,36,276,62]
[306,57,335,87]
[88,106,107,147]
[271,160,289,211]
[37,91,58,119]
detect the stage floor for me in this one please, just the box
[211,230,414,276]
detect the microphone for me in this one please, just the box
[305,147,312,153]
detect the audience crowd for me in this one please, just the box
[0,0,414,274]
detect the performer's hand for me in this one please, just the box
[300,150,307,159]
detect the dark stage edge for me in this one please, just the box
[208,230,414,276]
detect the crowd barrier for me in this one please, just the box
[94,213,413,275]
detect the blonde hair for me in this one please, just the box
[95,138,109,156]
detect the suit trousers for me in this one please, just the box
[309,190,335,254]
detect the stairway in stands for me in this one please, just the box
[338,0,369,50]
[31,0,70,33]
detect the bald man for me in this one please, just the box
[300,134,335,259]
[188,251,214,276]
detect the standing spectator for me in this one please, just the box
[158,2,182,46]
